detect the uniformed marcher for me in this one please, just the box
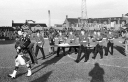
[15,30,38,64]
[105,30,114,56]
[56,31,66,57]
[34,30,46,59]
[124,30,128,55]
[75,30,89,63]
[48,32,55,54]
[15,29,24,52]
[92,30,103,59]
[8,31,32,78]
[92,30,97,53]
[68,31,77,54]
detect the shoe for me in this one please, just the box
[68,52,71,54]
[26,69,32,77]
[75,60,79,63]
[42,57,46,60]
[100,57,103,59]
[35,61,38,64]
[8,74,16,79]
[111,52,113,55]
[75,52,77,54]
[92,57,95,59]
[84,60,88,62]
[104,54,108,56]
[56,55,59,57]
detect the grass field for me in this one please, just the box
[0,38,128,82]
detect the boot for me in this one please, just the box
[26,69,32,77]
[8,70,17,79]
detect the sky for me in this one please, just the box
[0,0,127,26]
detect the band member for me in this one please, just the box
[92,31,103,59]
[75,30,89,63]
[27,43,38,64]
[15,30,23,51]
[105,30,114,56]
[8,32,32,78]
[34,30,45,59]
[48,32,55,54]
[56,31,66,57]
[68,31,77,54]
[124,30,128,55]
[92,30,97,53]
[15,29,38,64]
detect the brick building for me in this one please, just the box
[12,20,47,31]
[63,15,128,30]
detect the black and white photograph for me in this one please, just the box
[0,0,128,82]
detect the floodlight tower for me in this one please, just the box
[81,0,87,19]
[81,0,88,29]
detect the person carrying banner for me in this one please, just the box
[48,32,55,54]
[34,30,46,60]
[75,30,89,63]
[105,30,114,56]
[92,31,103,59]
[123,30,128,55]
[56,31,66,57]
[8,31,32,78]
[68,31,77,54]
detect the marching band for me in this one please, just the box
[8,28,128,79]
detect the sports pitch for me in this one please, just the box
[0,38,128,82]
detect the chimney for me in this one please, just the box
[66,15,68,19]
[48,10,51,27]
[78,17,81,27]
[12,20,14,23]
[122,14,124,19]
[12,20,14,27]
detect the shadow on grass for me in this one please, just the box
[114,45,126,56]
[89,62,105,82]
[37,51,58,60]
[0,40,15,45]
[16,49,69,78]
[31,71,52,82]
[31,53,65,75]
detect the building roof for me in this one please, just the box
[12,23,47,27]
[0,27,14,31]
[54,24,63,27]
[88,17,124,20]
[67,18,78,24]
[65,17,127,24]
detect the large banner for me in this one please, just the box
[111,21,115,27]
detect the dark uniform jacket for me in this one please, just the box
[15,35,31,55]
[15,35,31,49]
[20,36,31,49]
[79,34,89,47]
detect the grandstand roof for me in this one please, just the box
[66,18,78,24]
[12,23,47,27]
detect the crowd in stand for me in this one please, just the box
[0,28,16,40]
[0,26,121,41]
